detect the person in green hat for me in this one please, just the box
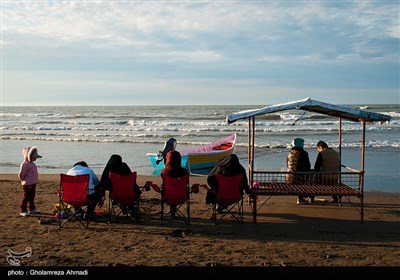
[286,138,311,205]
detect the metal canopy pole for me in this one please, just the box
[248,118,251,181]
[247,116,255,185]
[360,120,366,223]
[249,116,257,223]
[251,116,255,182]
[361,121,366,174]
[247,117,252,209]
[338,117,342,168]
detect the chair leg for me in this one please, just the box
[161,200,164,223]
[213,204,217,225]
[58,204,88,228]
[239,200,244,224]
[108,197,112,224]
[131,201,141,223]
[187,200,190,225]
[213,201,244,225]
[58,199,62,228]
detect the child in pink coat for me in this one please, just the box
[18,146,42,217]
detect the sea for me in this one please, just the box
[1,104,399,192]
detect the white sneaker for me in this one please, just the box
[29,209,40,214]
[20,212,30,217]
[296,198,307,205]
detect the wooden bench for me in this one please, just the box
[249,169,364,222]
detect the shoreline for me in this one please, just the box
[1,175,399,267]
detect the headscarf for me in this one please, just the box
[207,154,248,193]
[106,154,122,167]
[100,154,132,190]
[156,138,177,165]
[161,150,188,178]
[209,154,244,177]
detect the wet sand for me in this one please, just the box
[1,174,399,275]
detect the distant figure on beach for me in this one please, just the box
[161,150,188,217]
[156,138,177,165]
[18,146,42,217]
[206,154,249,205]
[98,154,142,215]
[286,138,312,205]
[314,141,341,203]
[67,161,101,221]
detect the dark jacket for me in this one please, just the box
[99,154,132,191]
[286,147,311,184]
[314,147,340,184]
[314,147,340,172]
[161,150,188,179]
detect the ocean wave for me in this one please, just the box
[2,105,398,150]
[381,111,400,118]
[1,122,396,138]
[2,135,398,148]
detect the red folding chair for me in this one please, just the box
[151,173,199,224]
[212,173,244,224]
[58,173,90,228]
[108,171,142,223]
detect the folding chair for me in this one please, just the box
[108,171,142,223]
[152,174,199,224]
[211,173,244,225]
[58,173,90,228]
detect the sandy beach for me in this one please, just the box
[1,174,399,273]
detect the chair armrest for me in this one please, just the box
[138,181,154,192]
[200,184,213,192]
[151,183,161,193]
[143,180,152,192]
[190,184,200,194]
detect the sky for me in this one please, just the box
[1,0,399,106]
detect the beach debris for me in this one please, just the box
[325,254,338,260]
[170,229,193,238]
[205,262,221,267]
[37,217,55,225]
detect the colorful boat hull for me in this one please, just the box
[147,133,237,173]
[147,154,189,170]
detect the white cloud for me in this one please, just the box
[388,25,400,38]
[1,0,398,106]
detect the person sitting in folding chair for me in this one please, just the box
[206,154,249,207]
[204,154,249,224]
[156,138,177,165]
[66,161,101,221]
[97,154,142,216]
[161,150,188,218]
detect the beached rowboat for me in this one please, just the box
[147,133,237,173]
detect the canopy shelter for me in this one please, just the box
[227,97,391,124]
[226,98,391,223]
